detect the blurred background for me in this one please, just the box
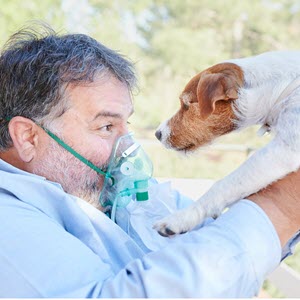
[0,0,299,297]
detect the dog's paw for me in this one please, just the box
[153,215,186,237]
[153,205,205,237]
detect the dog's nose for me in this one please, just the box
[155,130,162,141]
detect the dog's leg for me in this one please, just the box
[154,129,300,236]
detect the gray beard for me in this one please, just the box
[32,138,109,211]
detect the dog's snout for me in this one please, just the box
[155,130,162,141]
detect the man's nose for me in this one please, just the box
[155,130,162,141]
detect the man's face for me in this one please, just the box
[33,75,133,210]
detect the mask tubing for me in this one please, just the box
[111,196,118,223]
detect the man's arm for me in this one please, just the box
[102,172,300,297]
[248,169,300,247]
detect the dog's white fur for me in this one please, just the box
[154,51,300,236]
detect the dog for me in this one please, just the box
[153,50,300,237]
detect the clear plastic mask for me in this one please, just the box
[99,133,153,221]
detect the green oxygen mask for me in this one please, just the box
[99,132,153,221]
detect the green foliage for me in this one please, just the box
[285,243,300,273]
[262,280,285,298]
[0,0,64,45]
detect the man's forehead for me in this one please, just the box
[65,78,133,120]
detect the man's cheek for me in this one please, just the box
[95,141,114,166]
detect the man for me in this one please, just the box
[0,25,299,297]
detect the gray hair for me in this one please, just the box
[0,24,137,151]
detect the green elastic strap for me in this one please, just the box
[43,128,109,177]
[4,116,111,178]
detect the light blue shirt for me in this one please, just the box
[0,158,296,297]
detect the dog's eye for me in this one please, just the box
[182,102,190,110]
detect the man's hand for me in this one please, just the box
[248,169,300,247]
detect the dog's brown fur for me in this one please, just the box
[167,63,244,151]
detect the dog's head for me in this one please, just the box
[155,62,244,152]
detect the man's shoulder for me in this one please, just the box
[0,191,59,235]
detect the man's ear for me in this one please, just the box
[8,116,40,163]
[196,72,239,120]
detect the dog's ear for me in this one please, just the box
[196,72,239,120]
[180,73,202,108]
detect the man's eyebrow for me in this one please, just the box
[93,111,122,121]
[92,108,134,121]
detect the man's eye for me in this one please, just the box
[100,124,113,131]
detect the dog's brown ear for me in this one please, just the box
[180,73,202,107]
[196,72,239,120]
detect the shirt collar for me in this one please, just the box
[0,158,63,189]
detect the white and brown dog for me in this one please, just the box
[154,51,300,237]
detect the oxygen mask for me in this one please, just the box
[99,133,153,221]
